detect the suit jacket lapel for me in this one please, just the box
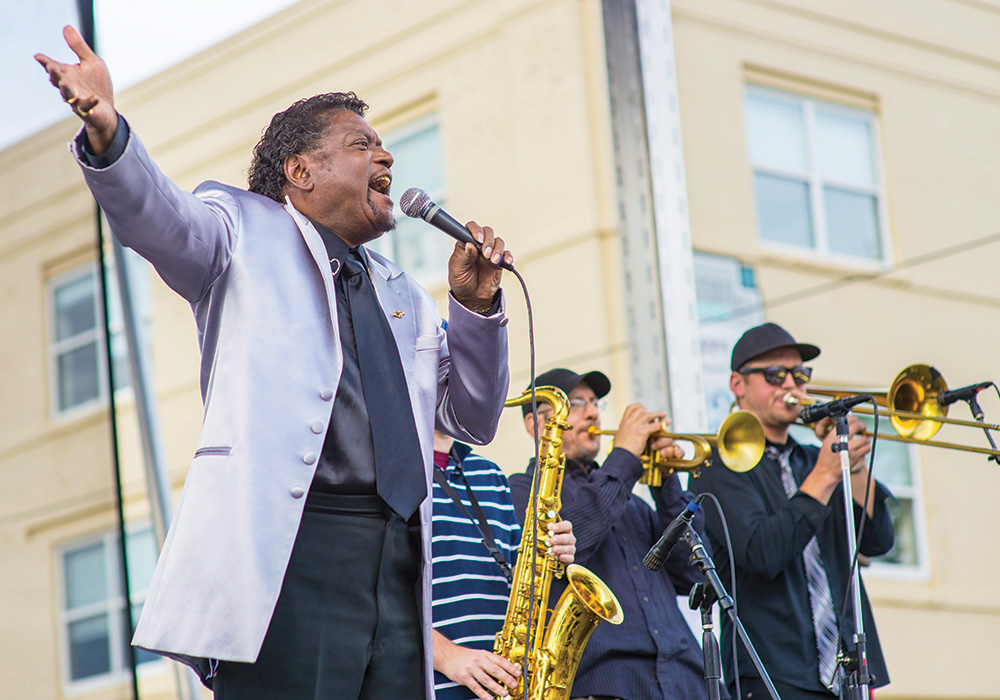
[367,253,417,379]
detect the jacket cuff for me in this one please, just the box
[72,114,129,169]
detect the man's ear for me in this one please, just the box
[523,413,536,437]
[284,153,312,194]
[729,371,745,404]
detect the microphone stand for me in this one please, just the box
[689,582,722,700]
[965,395,1000,465]
[677,527,782,700]
[831,413,871,700]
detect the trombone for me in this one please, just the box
[783,364,1000,459]
[588,410,766,486]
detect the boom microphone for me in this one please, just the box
[399,187,514,271]
[936,382,993,407]
[644,496,703,571]
[798,394,872,424]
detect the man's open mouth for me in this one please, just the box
[369,174,391,197]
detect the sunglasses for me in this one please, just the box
[738,365,813,386]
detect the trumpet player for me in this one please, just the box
[510,368,712,700]
[688,323,894,700]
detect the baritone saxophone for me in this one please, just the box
[494,386,623,700]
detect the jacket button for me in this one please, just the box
[499,317,509,327]
[320,389,334,401]
[303,452,317,465]
[311,421,324,434]
[290,486,305,499]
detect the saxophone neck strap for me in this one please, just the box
[434,450,514,584]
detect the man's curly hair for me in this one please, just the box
[247,92,369,202]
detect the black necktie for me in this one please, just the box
[343,250,426,520]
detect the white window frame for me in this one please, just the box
[47,256,148,421]
[745,85,892,269]
[55,527,164,694]
[865,437,931,581]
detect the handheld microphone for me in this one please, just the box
[399,187,514,271]
[936,382,992,407]
[644,496,703,571]
[799,394,872,424]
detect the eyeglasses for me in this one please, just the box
[568,397,607,412]
[738,365,813,386]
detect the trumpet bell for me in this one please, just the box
[717,410,766,472]
[888,364,948,440]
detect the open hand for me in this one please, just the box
[35,26,117,154]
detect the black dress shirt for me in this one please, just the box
[509,447,711,700]
[309,221,378,494]
[687,437,894,695]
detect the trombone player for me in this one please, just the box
[689,323,894,700]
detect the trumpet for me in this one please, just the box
[587,410,766,486]
[783,363,1000,458]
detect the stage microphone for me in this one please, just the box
[799,394,872,424]
[399,187,514,271]
[936,382,993,407]
[644,496,703,571]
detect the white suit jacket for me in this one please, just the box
[72,124,509,698]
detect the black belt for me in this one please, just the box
[304,492,396,519]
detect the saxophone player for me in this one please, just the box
[510,369,713,700]
[430,431,577,700]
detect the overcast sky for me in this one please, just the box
[2,0,301,151]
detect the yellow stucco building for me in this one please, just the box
[2,1,998,698]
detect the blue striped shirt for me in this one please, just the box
[431,443,521,700]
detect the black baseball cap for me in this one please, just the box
[730,323,820,371]
[521,368,611,415]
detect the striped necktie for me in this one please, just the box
[767,444,842,694]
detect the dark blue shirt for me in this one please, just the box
[432,443,521,700]
[510,447,711,700]
[688,437,894,694]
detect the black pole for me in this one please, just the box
[75,0,140,697]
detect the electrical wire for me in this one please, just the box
[699,230,1000,325]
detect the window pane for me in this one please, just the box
[54,274,96,342]
[65,542,107,610]
[68,614,112,680]
[387,122,445,195]
[876,498,918,566]
[389,215,449,283]
[382,119,450,280]
[58,342,101,410]
[824,187,881,259]
[746,94,807,173]
[125,529,158,594]
[110,332,132,392]
[754,173,814,248]
[816,109,876,185]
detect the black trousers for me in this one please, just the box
[214,493,423,699]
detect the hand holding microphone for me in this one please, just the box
[400,187,514,314]
[400,188,515,271]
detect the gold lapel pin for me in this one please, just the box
[393,310,405,318]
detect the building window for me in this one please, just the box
[745,86,889,263]
[59,527,161,687]
[369,115,450,286]
[861,416,929,577]
[790,415,928,577]
[47,253,149,416]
